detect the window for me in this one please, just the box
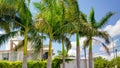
[43,52,48,60]
[2,53,9,60]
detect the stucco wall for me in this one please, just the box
[60,59,94,68]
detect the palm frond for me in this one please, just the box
[33,2,42,11]
[88,7,96,24]
[93,38,110,55]
[96,12,115,28]
[64,37,71,52]
[83,37,90,49]
[94,31,110,44]
[80,11,87,23]
[0,20,10,33]
[101,43,110,55]
[34,18,52,34]
[0,31,18,46]
[29,28,44,53]
[31,37,42,53]
[53,34,71,52]
[17,0,32,26]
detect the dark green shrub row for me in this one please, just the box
[94,56,120,68]
[0,57,72,68]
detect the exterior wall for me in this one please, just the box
[0,39,51,61]
[0,51,23,61]
[60,59,94,68]
[0,49,50,61]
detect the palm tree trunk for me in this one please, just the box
[47,38,52,68]
[62,55,65,68]
[10,40,13,61]
[22,55,27,68]
[76,33,80,68]
[61,0,65,67]
[41,33,43,61]
[62,39,65,68]
[22,28,28,68]
[89,39,93,68]
[84,48,87,68]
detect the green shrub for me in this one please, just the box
[94,57,109,68]
[94,56,120,68]
[109,56,120,68]
[11,61,22,68]
[0,61,11,68]
[0,57,72,68]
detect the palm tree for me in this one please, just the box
[83,8,114,68]
[64,1,95,68]
[34,1,73,68]
[34,0,60,68]
[60,0,70,68]
[53,34,71,68]
[65,0,81,68]
[0,1,42,68]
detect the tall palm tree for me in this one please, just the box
[34,1,73,68]
[64,1,96,68]
[83,8,114,68]
[66,0,81,68]
[53,34,71,68]
[0,1,42,68]
[66,1,92,68]
[34,0,60,68]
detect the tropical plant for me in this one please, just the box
[34,0,73,68]
[34,0,62,68]
[0,0,43,68]
[94,57,109,68]
[83,8,114,68]
[63,1,98,68]
[66,0,81,68]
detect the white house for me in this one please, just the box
[0,39,51,61]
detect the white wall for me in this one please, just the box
[60,59,94,68]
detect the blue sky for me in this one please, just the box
[0,0,120,59]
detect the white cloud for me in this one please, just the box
[68,49,76,56]
[103,19,120,37]
[68,37,86,56]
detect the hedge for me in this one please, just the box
[94,56,120,68]
[0,57,72,68]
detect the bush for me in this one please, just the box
[94,56,120,68]
[94,57,109,68]
[0,61,11,68]
[109,56,120,68]
[0,57,72,68]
